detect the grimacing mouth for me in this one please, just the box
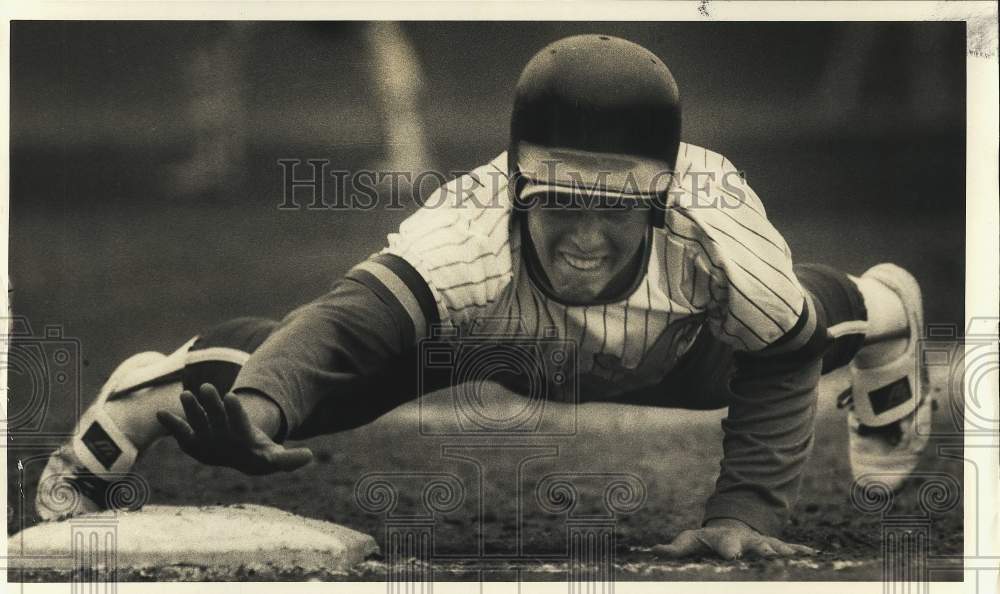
[558,250,608,271]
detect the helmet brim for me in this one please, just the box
[516,141,675,202]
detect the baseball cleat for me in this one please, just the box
[35,340,193,521]
[837,263,933,491]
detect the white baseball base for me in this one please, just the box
[6,504,378,574]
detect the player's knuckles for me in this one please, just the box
[651,541,691,557]
[652,536,697,557]
[699,529,727,546]
[672,530,704,550]
[715,534,744,560]
[745,540,778,557]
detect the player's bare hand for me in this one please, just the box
[156,383,314,476]
[651,518,818,560]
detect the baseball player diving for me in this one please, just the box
[37,35,933,560]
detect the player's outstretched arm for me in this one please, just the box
[156,383,314,476]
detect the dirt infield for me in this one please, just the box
[7,556,966,582]
[7,360,965,582]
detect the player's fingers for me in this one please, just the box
[743,538,778,558]
[785,542,819,556]
[223,393,257,444]
[156,411,201,455]
[650,543,690,557]
[760,538,796,556]
[264,447,314,473]
[651,530,705,558]
[179,390,212,439]
[196,383,229,435]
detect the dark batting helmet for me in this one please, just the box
[509,34,682,226]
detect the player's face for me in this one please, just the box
[527,195,649,302]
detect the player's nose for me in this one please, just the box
[568,216,610,252]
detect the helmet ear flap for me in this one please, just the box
[507,164,533,213]
[652,194,667,228]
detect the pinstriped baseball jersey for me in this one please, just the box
[362,143,815,400]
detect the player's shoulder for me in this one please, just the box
[386,152,515,325]
[666,143,800,327]
[388,151,514,271]
[453,153,513,225]
[396,153,510,236]
[671,142,766,217]
[411,153,510,213]
[668,144,791,260]
[675,142,735,176]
